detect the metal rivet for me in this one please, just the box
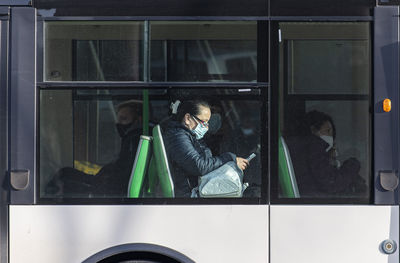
[381,239,397,254]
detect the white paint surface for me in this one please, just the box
[10,205,269,263]
[271,206,399,263]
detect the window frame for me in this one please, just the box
[270,19,374,205]
[36,17,269,205]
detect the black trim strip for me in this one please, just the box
[38,81,269,88]
[38,197,266,205]
[272,197,370,204]
[285,95,369,100]
[270,16,373,21]
[36,19,43,83]
[38,16,374,22]
[269,21,279,205]
[38,16,270,21]
[0,18,8,263]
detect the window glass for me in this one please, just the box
[40,88,263,200]
[44,22,144,81]
[277,22,371,202]
[286,40,369,94]
[150,21,257,82]
[281,22,370,95]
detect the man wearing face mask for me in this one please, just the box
[285,110,366,197]
[112,100,143,169]
[46,100,142,197]
[96,100,143,195]
[163,100,249,197]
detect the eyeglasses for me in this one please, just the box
[191,115,209,128]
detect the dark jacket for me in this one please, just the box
[95,127,142,196]
[51,127,141,197]
[285,135,362,197]
[163,120,236,197]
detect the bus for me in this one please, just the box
[0,0,399,262]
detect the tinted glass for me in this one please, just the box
[40,88,263,200]
[44,22,144,81]
[150,21,257,82]
[286,40,369,94]
[277,22,371,202]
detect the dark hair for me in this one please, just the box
[301,110,336,138]
[116,100,142,117]
[176,100,210,121]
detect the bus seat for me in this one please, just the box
[143,157,162,197]
[150,125,175,198]
[127,135,153,198]
[278,136,300,198]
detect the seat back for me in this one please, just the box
[150,125,174,197]
[127,135,152,198]
[278,136,300,198]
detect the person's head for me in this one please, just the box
[176,100,211,139]
[115,100,142,137]
[303,110,336,151]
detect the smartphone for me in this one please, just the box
[246,153,256,162]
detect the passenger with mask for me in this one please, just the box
[97,100,143,195]
[163,100,249,197]
[285,110,366,197]
[46,100,142,197]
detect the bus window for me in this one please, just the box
[44,22,144,81]
[277,22,371,202]
[40,88,263,200]
[150,21,257,82]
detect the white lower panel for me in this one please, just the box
[271,206,399,263]
[10,205,268,263]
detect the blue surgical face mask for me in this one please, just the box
[192,121,208,140]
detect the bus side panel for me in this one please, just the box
[9,205,269,263]
[270,206,399,263]
[374,6,400,204]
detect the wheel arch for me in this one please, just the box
[82,243,195,263]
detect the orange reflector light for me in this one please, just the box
[383,99,392,112]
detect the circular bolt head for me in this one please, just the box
[381,239,397,254]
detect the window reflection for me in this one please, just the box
[44,21,257,82]
[150,21,257,82]
[44,22,144,81]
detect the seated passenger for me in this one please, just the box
[162,100,249,197]
[285,110,366,197]
[46,100,142,197]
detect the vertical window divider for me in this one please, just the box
[143,21,150,135]
[144,20,150,82]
